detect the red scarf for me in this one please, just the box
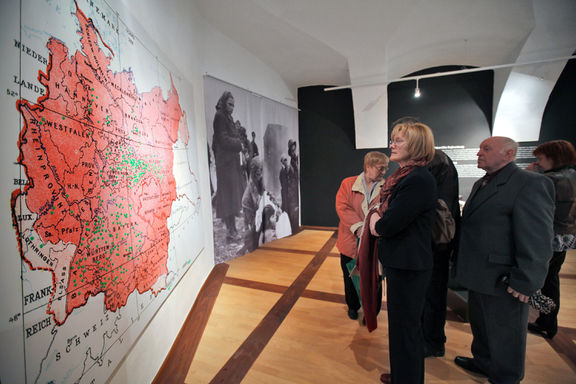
[357,209,381,332]
[379,160,427,215]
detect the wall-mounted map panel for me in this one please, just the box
[0,1,203,383]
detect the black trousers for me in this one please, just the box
[340,254,361,311]
[535,250,567,330]
[340,254,382,313]
[469,290,529,384]
[422,244,450,349]
[386,267,432,384]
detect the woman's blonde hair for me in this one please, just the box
[364,151,389,168]
[391,121,435,163]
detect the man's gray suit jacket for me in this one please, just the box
[456,162,555,297]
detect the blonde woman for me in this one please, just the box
[370,121,437,384]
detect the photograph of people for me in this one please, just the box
[211,91,244,242]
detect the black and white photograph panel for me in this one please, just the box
[203,76,299,264]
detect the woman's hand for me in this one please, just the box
[369,213,381,237]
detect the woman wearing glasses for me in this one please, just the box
[335,151,389,321]
[370,121,437,384]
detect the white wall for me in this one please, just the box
[106,1,295,383]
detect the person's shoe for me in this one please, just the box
[424,344,445,358]
[347,308,358,320]
[380,373,391,384]
[226,232,240,242]
[454,356,487,376]
[528,322,557,339]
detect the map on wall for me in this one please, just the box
[0,0,203,383]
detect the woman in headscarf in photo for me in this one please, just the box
[212,91,245,241]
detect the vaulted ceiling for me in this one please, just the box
[192,0,575,146]
[193,0,575,91]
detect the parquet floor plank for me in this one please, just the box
[158,230,576,384]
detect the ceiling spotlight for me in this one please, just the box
[414,78,421,98]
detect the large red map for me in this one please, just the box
[11,2,187,325]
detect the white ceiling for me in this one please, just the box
[193,0,576,93]
[192,0,575,147]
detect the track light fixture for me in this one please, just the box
[414,78,421,98]
[324,54,576,92]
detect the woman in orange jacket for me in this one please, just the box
[335,151,389,320]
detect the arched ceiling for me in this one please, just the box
[193,0,575,147]
[193,0,574,92]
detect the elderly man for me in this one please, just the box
[454,136,554,384]
[335,151,389,320]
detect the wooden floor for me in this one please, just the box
[155,229,576,384]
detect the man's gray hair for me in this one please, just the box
[496,136,518,159]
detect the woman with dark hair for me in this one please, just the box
[369,121,437,384]
[212,91,244,241]
[527,139,576,338]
